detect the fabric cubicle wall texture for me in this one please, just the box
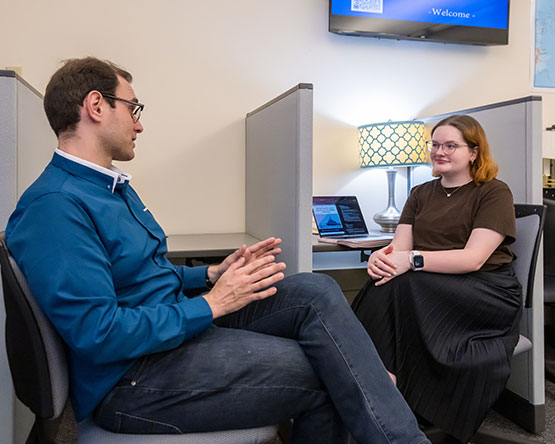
[245,84,313,275]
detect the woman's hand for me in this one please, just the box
[367,244,410,286]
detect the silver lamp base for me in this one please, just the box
[373,208,400,233]
[373,168,400,233]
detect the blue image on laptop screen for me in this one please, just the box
[313,196,369,237]
[331,0,508,30]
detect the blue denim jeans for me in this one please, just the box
[95,273,429,444]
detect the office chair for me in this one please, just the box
[0,233,281,444]
[424,204,546,444]
[543,195,555,382]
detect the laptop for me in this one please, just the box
[312,196,391,241]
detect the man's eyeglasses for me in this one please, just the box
[101,93,144,122]
[426,141,469,155]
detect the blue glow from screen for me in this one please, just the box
[331,0,509,30]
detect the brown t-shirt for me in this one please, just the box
[398,178,515,271]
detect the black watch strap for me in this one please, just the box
[205,268,215,289]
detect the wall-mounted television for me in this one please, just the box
[329,0,510,46]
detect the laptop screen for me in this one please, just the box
[312,196,369,237]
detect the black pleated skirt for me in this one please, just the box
[351,265,522,443]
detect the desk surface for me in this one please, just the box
[166,233,260,259]
[166,233,386,259]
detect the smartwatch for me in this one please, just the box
[409,250,424,271]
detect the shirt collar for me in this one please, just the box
[55,148,132,193]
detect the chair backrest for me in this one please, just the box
[543,197,555,304]
[543,197,555,277]
[512,204,545,308]
[0,234,68,420]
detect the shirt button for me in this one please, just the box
[130,381,137,386]
[106,185,110,189]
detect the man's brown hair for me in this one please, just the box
[44,57,132,137]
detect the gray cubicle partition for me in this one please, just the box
[1,71,56,444]
[421,96,545,433]
[245,84,313,275]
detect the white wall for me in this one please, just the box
[0,0,552,234]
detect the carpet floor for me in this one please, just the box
[471,378,554,443]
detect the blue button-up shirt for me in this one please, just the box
[6,152,214,421]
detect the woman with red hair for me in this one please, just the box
[353,115,520,443]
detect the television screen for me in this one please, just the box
[330,0,510,46]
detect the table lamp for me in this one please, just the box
[358,120,427,233]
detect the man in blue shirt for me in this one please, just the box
[6,57,429,444]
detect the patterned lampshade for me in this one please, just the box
[358,121,427,168]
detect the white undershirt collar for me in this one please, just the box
[55,148,132,193]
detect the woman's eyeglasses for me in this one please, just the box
[426,141,469,155]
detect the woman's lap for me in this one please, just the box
[351,268,522,442]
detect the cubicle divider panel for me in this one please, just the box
[0,74,18,231]
[420,96,545,431]
[246,84,313,275]
[15,75,57,200]
[0,71,18,444]
[0,70,57,444]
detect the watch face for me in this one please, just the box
[414,255,424,269]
